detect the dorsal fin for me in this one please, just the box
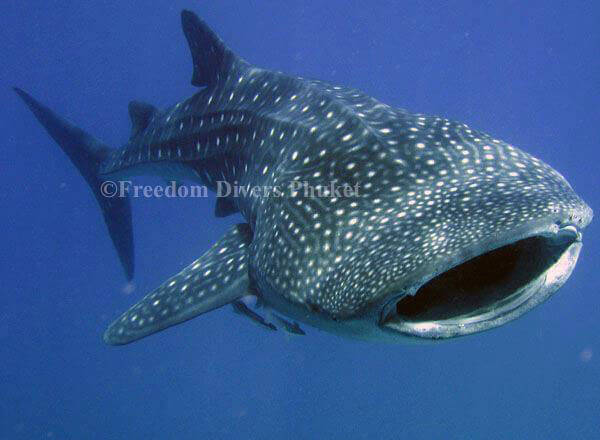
[181,10,241,87]
[128,101,157,138]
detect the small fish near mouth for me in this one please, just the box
[381,223,584,339]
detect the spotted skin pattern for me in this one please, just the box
[16,11,592,344]
[104,224,252,344]
[106,11,591,323]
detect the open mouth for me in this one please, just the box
[381,225,583,339]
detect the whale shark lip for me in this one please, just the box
[380,223,584,339]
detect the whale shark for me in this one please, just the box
[15,10,592,345]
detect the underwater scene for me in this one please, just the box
[2,1,599,439]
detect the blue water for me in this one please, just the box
[2,1,599,438]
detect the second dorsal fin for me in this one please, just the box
[128,101,157,138]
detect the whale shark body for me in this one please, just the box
[16,10,592,345]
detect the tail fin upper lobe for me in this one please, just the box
[14,88,134,280]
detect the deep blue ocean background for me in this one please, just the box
[2,1,599,438]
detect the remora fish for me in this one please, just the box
[15,10,592,344]
[232,299,277,332]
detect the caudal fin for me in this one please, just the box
[14,87,134,280]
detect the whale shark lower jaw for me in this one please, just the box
[379,220,584,340]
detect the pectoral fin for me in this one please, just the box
[104,224,252,345]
